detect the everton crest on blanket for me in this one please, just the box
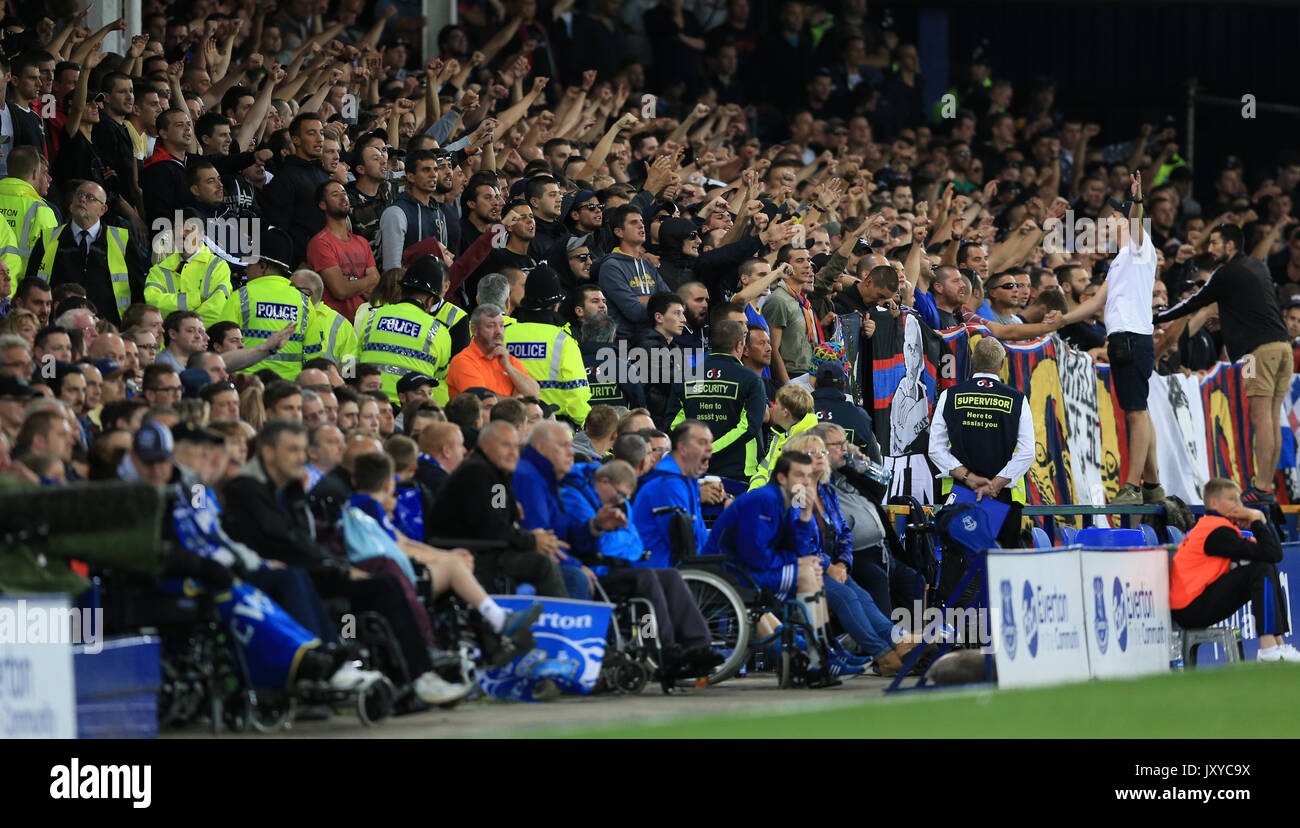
[477,596,613,702]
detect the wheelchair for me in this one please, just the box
[655,505,841,689]
[94,569,399,733]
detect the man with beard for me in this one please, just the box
[346,143,397,257]
[308,180,381,322]
[466,202,537,306]
[380,148,454,272]
[1155,223,1293,504]
[927,264,1065,342]
[567,189,606,260]
[264,113,329,266]
[458,172,503,254]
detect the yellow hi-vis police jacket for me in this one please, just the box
[144,244,233,328]
[503,319,591,424]
[356,299,452,406]
[217,274,321,380]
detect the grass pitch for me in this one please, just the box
[529,664,1300,738]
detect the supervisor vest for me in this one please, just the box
[940,375,1026,503]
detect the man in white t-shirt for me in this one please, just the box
[1063,172,1162,506]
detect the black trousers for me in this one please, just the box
[599,568,710,650]
[311,569,434,677]
[1173,562,1290,637]
[853,547,924,616]
[244,566,339,645]
[474,548,568,598]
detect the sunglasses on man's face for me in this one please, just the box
[570,252,591,261]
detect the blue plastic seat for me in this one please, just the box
[1076,527,1145,548]
[1139,524,1159,546]
[1031,526,1052,548]
[1166,526,1185,543]
[1059,525,1078,545]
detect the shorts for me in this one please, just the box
[1243,341,1294,398]
[744,562,797,601]
[1108,332,1154,411]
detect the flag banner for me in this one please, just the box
[1058,342,1106,523]
[1094,365,1129,507]
[1001,335,1076,509]
[1148,373,1211,505]
[840,312,862,408]
[1283,376,1300,503]
[1198,362,1254,488]
[870,309,938,455]
[477,596,613,702]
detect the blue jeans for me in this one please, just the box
[823,576,897,659]
[561,563,592,601]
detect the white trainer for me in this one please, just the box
[1257,644,1300,663]
[413,671,471,705]
[328,660,385,690]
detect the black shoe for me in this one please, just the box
[483,604,542,669]
[294,704,332,722]
[392,695,433,717]
[684,646,725,676]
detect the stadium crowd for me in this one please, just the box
[2,0,1299,708]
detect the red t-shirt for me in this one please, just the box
[307,229,376,322]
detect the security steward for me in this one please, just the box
[144,209,233,328]
[811,360,881,463]
[0,146,57,286]
[503,264,591,427]
[667,318,766,480]
[580,342,645,411]
[355,254,454,407]
[217,227,321,379]
[927,336,1034,548]
[28,180,145,328]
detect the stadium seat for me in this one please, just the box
[1059,525,1077,545]
[1166,526,1185,543]
[1075,527,1145,548]
[1139,524,1159,546]
[1031,527,1051,548]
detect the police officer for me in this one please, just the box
[290,268,360,372]
[216,227,321,380]
[577,311,645,411]
[811,361,881,463]
[144,209,233,328]
[927,336,1035,547]
[355,254,454,406]
[0,146,55,285]
[503,264,591,426]
[667,319,766,481]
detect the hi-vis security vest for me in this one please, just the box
[305,299,360,372]
[504,321,591,424]
[357,299,451,406]
[938,375,1027,504]
[0,177,56,293]
[1169,515,1237,610]
[749,411,819,490]
[144,245,233,328]
[218,274,317,380]
[36,224,132,319]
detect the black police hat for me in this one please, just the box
[400,255,448,297]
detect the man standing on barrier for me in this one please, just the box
[927,336,1034,548]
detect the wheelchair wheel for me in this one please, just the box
[680,569,750,685]
[615,659,649,694]
[249,690,295,733]
[357,677,396,726]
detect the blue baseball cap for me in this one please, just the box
[133,420,174,463]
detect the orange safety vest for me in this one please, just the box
[1169,515,1243,610]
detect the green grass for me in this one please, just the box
[529,664,1300,738]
